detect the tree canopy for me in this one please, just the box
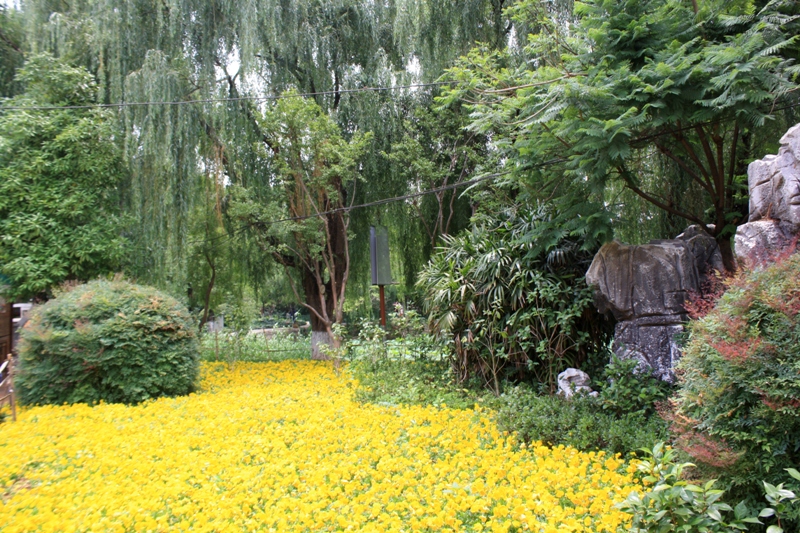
[1,0,511,311]
[2,0,799,323]
[228,93,372,353]
[0,55,128,300]
[442,0,800,271]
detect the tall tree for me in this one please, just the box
[0,55,129,300]
[0,5,25,98]
[229,94,371,357]
[382,97,491,287]
[10,0,521,311]
[442,0,800,271]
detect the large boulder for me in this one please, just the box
[586,226,722,321]
[735,123,800,265]
[586,225,722,381]
[611,316,685,381]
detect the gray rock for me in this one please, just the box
[735,123,800,265]
[747,123,800,229]
[586,228,721,322]
[586,226,722,381]
[557,368,597,398]
[612,315,685,382]
[734,220,793,266]
[676,224,725,276]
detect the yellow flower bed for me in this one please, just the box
[0,361,639,532]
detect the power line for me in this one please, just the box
[182,158,567,248]
[180,96,800,248]
[0,81,452,112]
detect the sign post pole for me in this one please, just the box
[370,226,395,329]
[379,285,386,327]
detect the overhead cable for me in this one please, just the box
[0,81,452,112]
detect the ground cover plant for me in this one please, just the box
[0,360,641,533]
[16,279,198,406]
[494,387,669,457]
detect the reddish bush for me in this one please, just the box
[674,251,800,497]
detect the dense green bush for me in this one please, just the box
[495,385,669,455]
[674,252,800,521]
[417,206,613,395]
[17,280,199,405]
[598,357,672,417]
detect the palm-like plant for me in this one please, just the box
[417,205,611,394]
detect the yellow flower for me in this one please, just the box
[0,361,640,532]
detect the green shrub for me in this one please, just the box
[495,385,669,455]
[199,330,309,362]
[417,206,613,395]
[618,444,800,533]
[674,252,800,511]
[17,279,199,405]
[598,356,672,417]
[618,443,762,533]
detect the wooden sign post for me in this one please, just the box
[370,227,395,327]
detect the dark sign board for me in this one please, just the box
[370,226,394,286]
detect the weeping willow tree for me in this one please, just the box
[7,0,520,325]
[228,93,371,357]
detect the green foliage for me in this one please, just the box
[417,205,612,395]
[618,443,763,533]
[759,469,800,533]
[17,279,199,406]
[349,357,490,410]
[598,357,673,417]
[342,306,486,409]
[13,0,520,305]
[0,6,25,97]
[198,331,309,363]
[0,54,129,300]
[673,253,800,513]
[442,0,800,269]
[228,93,372,339]
[382,100,489,272]
[494,386,669,456]
[618,445,800,533]
[346,306,447,362]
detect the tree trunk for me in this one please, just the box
[198,253,216,333]
[302,266,334,360]
[298,203,349,360]
[717,236,737,275]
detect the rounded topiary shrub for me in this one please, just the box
[674,252,800,495]
[17,279,199,405]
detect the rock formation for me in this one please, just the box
[586,226,723,381]
[735,123,800,265]
[557,368,597,398]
